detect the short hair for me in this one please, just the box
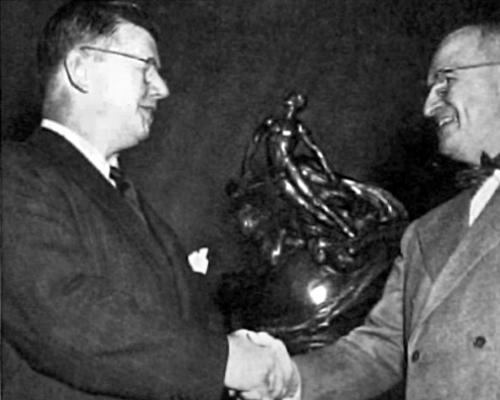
[443,22,500,58]
[37,0,159,93]
[475,22,500,57]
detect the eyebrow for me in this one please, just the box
[437,60,500,74]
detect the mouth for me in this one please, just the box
[138,105,156,133]
[140,105,156,114]
[436,115,457,130]
[140,105,157,121]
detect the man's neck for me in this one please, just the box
[41,119,119,180]
[43,114,114,160]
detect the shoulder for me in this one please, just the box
[3,138,33,162]
[2,135,66,199]
[399,190,470,249]
[412,190,470,230]
[3,135,53,171]
[3,138,39,179]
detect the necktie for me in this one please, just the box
[109,166,146,222]
[455,152,500,190]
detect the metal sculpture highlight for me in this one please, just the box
[221,93,408,353]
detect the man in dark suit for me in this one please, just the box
[2,1,299,399]
[294,23,500,400]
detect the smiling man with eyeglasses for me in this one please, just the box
[58,14,168,155]
[294,22,500,400]
[424,28,500,166]
[2,1,299,400]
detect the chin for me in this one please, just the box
[120,133,149,152]
[440,144,476,165]
[139,130,151,143]
[134,126,151,142]
[439,140,459,160]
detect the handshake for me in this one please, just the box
[225,329,301,400]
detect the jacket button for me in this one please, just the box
[473,336,486,348]
[411,350,420,362]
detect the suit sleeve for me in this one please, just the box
[2,146,228,400]
[293,223,418,400]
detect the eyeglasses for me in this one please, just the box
[80,45,162,83]
[436,60,500,74]
[431,60,500,86]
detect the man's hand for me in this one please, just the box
[225,329,300,400]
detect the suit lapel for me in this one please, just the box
[30,129,172,272]
[413,187,500,334]
[140,199,195,320]
[418,191,470,280]
[407,193,468,334]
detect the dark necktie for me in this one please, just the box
[455,152,500,190]
[109,166,146,222]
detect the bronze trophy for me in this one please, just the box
[221,93,408,354]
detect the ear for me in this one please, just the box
[64,49,89,93]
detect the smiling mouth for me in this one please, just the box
[139,106,156,131]
[437,116,456,129]
[140,105,156,113]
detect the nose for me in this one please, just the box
[423,82,446,118]
[150,70,169,100]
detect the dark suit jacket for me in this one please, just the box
[295,184,500,399]
[2,128,228,400]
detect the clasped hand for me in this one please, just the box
[225,329,300,400]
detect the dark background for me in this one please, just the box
[2,0,499,300]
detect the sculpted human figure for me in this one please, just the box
[232,93,407,271]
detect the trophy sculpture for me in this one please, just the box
[221,93,408,354]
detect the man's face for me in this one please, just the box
[88,22,169,156]
[423,28,500,165]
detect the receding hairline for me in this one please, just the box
[439,23,500,59]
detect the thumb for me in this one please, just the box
[246,331,277,347]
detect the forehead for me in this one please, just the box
[109,22,160,62]
[428,28,487,78]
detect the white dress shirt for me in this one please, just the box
[41,119,118,187]
[469,169,500,226]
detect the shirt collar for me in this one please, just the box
[469,169,500,226]
[41,119,118,185]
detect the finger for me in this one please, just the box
[239,389,271,400]
[226,329,278,392]
[266,367,277,396]
[246,329,294,397]
[252,331,276,346]
[283,362,301,399]
[271,343,297,399]
[274,340,295,385]
[267,357,287,399]
[245,330,275,348]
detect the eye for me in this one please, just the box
[428,69,457,99]
[443,75,457,86]
[437,68,459,85]
[145,58,158,69]
[143,58,163,82]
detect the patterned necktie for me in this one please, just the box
[455,152,500,190]
[109,166,146,222]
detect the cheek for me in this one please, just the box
[461,100,493,135]
[458,81,497,123]
[100,69,142,106]
[107,84,138,106]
